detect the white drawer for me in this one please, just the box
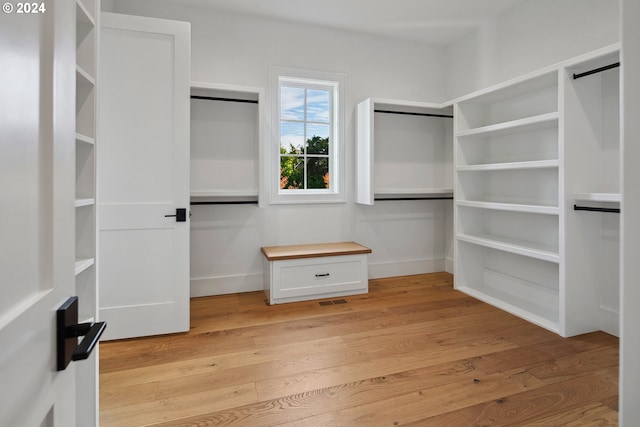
[265,254,368,304]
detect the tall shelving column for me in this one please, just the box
[563,47,621,337]
[454,70,562,334]
[75,0,99,425]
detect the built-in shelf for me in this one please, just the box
[76,132,95,145]
[457,233,559,263]
[75,258,95,276]
[76,65,95,87]
[456,112,559,139]
[374,188,453,200]
[574,193,620,203]
[75,0,95,26]
[190,82,263,207]
[190,190,258,205]
[356,98,453,205]
[457,159,559,172]
[457,200,559,215]
[75,198,95,207]
[74,0,98,424]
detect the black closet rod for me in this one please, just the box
[191,95,259,104]
[375,197,454,201]
[573,204,620,213]
[374,109,453,119]
[191,201,258,205]
[572,62,620,80]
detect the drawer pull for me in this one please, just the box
[315,273,330,278]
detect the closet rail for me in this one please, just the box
[572,62,620,80]
[573,204,620,214]
[191,95,259,104]
[374,109,453,119]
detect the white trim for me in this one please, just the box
[368,257,447,279]
[190,273,264,297]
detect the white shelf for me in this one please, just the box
[457,159,559,172]
[190,190,258,204]
[457,200,559,215]
[456,112,559,138]
[75,0,96,27]
[574,193,620,203]
[76,132,95,145]
[374,188,453,199]
[75,258,95,276]
[76,65,95,87]
[457,233,559,263]
[75,198,95,207]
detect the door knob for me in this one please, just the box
[56,296,107,371]
[165,208,187,222]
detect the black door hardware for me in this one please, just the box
[57,296,107,371]
[165,208,187,222]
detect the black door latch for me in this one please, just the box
[165,208,187,222]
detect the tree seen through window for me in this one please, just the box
[279,84,331,190]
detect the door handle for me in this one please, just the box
[165,208,187,222]
[56,296,107,371]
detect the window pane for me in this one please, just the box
[306,124,330,155]
[306,89,330,122]
[280,121,304,154]
[307,157,329,189]
[280,86,305,120]
[280,155,304,190]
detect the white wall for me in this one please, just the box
[446,0,620,99]
[108,0,620,297]
[111,0,452,296]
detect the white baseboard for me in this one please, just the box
[368,258,446,279]
[191,258,452,297]
[190,272,263,297]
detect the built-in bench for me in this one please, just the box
[261,242,372,305]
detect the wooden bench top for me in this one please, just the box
[261,242,372,261]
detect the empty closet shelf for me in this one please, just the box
[456,200,559,215]
[457,233,559,263]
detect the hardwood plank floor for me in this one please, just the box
[100,273,619,426]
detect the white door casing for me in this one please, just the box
[0,0,80,425]
[98,13,190,340]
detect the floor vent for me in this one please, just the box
[319,299,348,306]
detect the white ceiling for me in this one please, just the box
[168,0,527,45]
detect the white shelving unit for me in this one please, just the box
[454,69,562,333]
[453,44,621,338]
[190,82,264,206]
[74,0,99,425]
[356,98,453,205]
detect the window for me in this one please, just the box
[270,68,345,203]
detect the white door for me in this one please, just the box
[0,0,81,425]
[98,13,190,340]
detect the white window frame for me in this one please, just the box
[269,67,346,204]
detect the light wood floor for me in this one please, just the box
[100,273,619,426]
